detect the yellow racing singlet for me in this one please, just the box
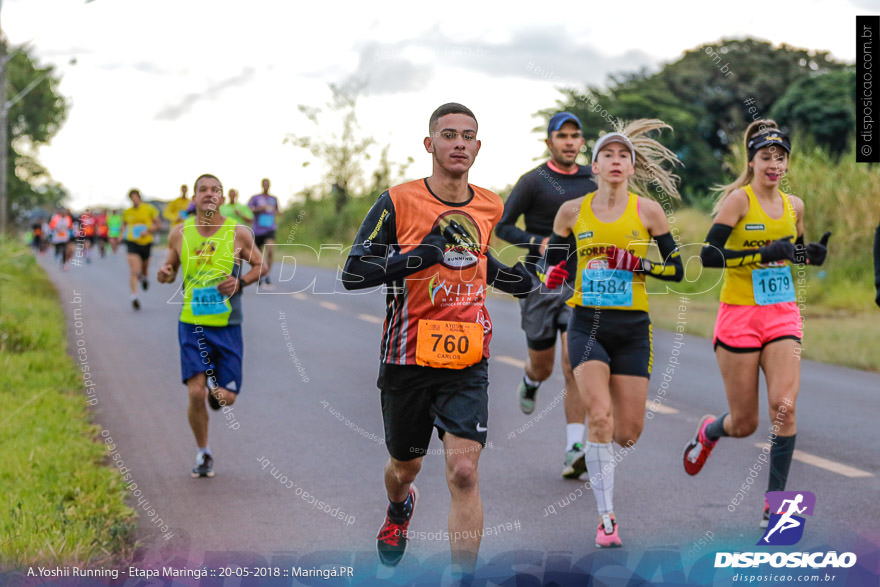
[568,192,650,312]
[123,203,159,245]
[179,217,239,326]
[720,185,797,306]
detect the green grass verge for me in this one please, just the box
[0,239,136,567]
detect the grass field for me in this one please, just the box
[0,239,136,567]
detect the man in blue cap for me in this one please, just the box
[495,111,597,479]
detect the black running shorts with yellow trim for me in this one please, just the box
[378,359,489,461]
[567,306,652,377]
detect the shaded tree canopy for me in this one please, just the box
[546,38,849,205]
[3,40,70,224]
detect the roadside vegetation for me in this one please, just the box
[0,238,135,567]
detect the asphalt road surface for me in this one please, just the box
[38,248,880,584]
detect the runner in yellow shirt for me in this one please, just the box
[122,189,161,310]
[163,184,190,229]
[540,119,684,547]
[682,120,830,529]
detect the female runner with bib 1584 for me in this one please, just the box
[540,119,685,547]
[682,120,830,528]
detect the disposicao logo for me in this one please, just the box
[759,491,814,546]
[714,490,858,570]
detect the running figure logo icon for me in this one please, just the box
[759,491,816,546]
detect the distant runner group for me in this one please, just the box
[34,180,281,311]
[39,102,836,579]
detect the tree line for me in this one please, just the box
[543,38,854,206]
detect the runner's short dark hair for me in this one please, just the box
[429,103,477,134]
[194,173,222,193]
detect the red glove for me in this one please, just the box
[544,260,569,289]
[606,245,644,272]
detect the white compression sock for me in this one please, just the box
[523,372,540,387]
[566,423,586,449]
[585,441,615,515]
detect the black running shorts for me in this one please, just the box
[519,272,570,350]
[378,359,489,461]
[125,241,152,261]
[254,230,276,249]
[567,306,653,377]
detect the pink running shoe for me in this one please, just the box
[595,514,622,548]
[761,500,771,528]
[683,415,718,476]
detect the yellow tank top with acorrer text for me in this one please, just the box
[720,185,797,305]
[567,192,650,312]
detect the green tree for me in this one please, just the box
[547,38,848,205]
[3,41,70,225]
[281,79,412,246]
[285,79,375,212]
[770,69,856,156]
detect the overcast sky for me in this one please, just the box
[4,0,871,211]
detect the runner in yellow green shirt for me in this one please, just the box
[218,188,254,227]
[157,173,266,478]
[107,209,124,254]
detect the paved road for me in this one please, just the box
[39,249,880,582]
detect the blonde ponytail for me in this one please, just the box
[712,119,779,215]
[605,118,682,201]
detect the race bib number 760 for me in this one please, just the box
[415,320,483,369]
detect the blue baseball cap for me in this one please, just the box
[547,112,582,136]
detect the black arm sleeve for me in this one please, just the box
[536,232,576,282]
[342,245,443,289]
[700,223,764,268]
[486,253,533,298]
[643,232,683,282]
[874,223,880,290]
[341,192,444,290]
[495,175,542,250]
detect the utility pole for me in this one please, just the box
[0,7,8,233]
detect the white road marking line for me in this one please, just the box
[319,301,340,311]
[358,313,383,324]
[646,401,679,415]
[496,355,526,369]
[755,443,873,478]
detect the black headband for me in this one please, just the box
[747,129,791,161]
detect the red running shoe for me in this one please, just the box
[377,485,418,566]
[683,415,718,476]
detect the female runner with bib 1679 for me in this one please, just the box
[682,120,830,528]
